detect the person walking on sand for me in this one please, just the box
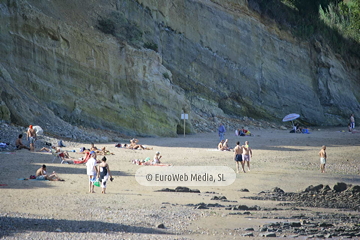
[243,141,253,172]
[234,141,245,173]
[350,114,355,130]
[218,123,226,141]
[26,125,37,151]
[97,156,113,194]
[319,145,327,173]
[86,151,98,193]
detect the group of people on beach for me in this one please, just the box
[15,115,354,193]
[86,152,113,194]
[15,125,37,151]
[234,141,253,173]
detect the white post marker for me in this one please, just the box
[181,113,188,137]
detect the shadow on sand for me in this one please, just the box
[0,216,170,238]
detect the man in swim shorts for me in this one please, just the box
[318,145,327,173]
[35,165,63,181]
[27,125,37,151]
[234,141,245,173]
[242,141,253,172]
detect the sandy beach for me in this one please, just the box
[1,127,360,239]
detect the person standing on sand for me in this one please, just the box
[234,141,245,173]
[26,125,37,151]
[350,114,355,130]
[218,123,226,141]
[97,157,113,194]
[242,141,252,172]
[86,151,98,193]
[319,145,327,173]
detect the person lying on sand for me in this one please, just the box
[40,146,71,159]
[35,165,64,181]
[89,143,114,155]
[98,147,115,155]
[131,152,171,166]
[126,138,153,150]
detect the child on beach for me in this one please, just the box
[319,145,327,173]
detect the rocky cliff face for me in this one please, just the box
[0,0,191,137]
[1,0,359,138]
[121,0,360,125]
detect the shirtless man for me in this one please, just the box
[15,134,30,150]
[217,140,225,151]
[35,165,63,181]
[242,141,253,172]
[222,139,231,151]
[318,145,327,173]
[26,125,37,151]
[234,141,245,173]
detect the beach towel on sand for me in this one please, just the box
[73,152,91,164]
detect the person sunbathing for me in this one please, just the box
[240,127,252,136]
[35,165,64,181]
[100,147,114,155]
[222,139,231,151]
[127,138,153,150]
[217,140,225,150]
[15,134,30,150]
[40,146,70,158]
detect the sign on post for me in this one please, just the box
[181,113,188,137]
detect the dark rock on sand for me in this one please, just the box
[304,184,324,192]
[244,227,254,231]
[237,205,249,210]
[156,188,175,192]
[245,183,360,211]
[347,185,360,193]
[333,182,348,192]
[157,223,165,228]
[260,232,276,237]
[239,188,249,192]
[271,187,284,194]
[175,187,191,192]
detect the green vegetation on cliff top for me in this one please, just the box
[250,0,360,59]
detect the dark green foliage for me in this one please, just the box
[97,18,115,35]
[248,0,360,58]
[163,72,170,79]
[285,0,341,16]
[144,42,158,52]
[97,11,143,46]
